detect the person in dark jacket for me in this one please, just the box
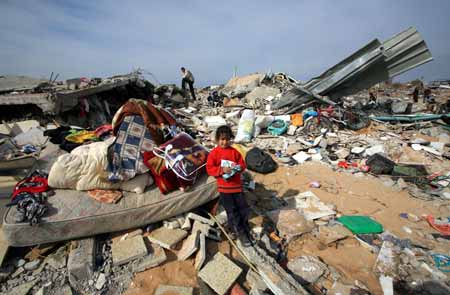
[181,67,196,100]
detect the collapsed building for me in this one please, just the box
[1,27,450,295]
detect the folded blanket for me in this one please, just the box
[108,115,154,182]
[49,137,152,192]
[112,99,177,145]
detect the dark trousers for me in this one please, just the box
[220,192,250,234]
[181,78,196,100]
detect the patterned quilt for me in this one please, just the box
[108,115,155,182]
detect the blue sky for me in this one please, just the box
[1,0,449,86]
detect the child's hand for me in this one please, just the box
[222,167,232,174]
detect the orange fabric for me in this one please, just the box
[427,215,450,236]
[291,113,304,126]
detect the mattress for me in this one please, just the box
[2,175,218,246]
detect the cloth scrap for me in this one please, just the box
[88,189,123,204]
[426,215,450,236]
[65,130,99,144]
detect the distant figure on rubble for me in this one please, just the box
[180,67,196,100]
[206,125,253,247]
[412,87,419,103]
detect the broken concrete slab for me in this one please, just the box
[195,233,206,270]
[111,228,144,244]
[244,86,281,107]
[364,145,385,157]
[0,231,9,267]
[7,280,37,295]
[177,231,200,261]
[111,235,148,266]
[148,227,188,250]
[155,284,194,295]
[334,148,350,159]
[239,243,309,295]
[23,259,41,271]
[192,220,221,241]
[187,212,215,226]
[198,252,242,295]
[132,243,167,273]
[317,224,351,246]
[266,209,314,241]
[95,273,106,290]
[285,191,336,220]
[68,237,95,290]
[287,255,328,284]
[46,246,68,270]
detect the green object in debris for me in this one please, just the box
[337,215,384,234]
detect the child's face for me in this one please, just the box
[217,135,231,148]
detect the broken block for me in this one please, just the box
[111,235,148,266]
[148,227,188,249]
[68,237,96,290]
[155,284,194,295]
[287,256,327,284]
[192,220,221,241]
[187,212,215,226]
[0,231,9,267]
[195,233,206,270]
[132,243,167,273]
[198,252,242,295]
[177,231,200,261]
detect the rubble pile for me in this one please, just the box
[1,26,449,295]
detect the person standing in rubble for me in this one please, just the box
[206,125,253,246]
[180,67,197,100]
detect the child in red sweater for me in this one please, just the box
[206,125,252,246]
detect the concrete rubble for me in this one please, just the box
[1,26,450,295]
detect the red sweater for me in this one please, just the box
[206,146,246,193]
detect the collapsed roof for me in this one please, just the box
[273,27,433,113]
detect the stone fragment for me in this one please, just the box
[111,235,148,266]
[317,224,351,246]
[16,259,26,268]
[187,212,215,226]
[178,231,200,261]
[155,284,194,295]
[195,233,206,270]
[132,243,167,273]
[351,147,365,154]
[46,247,67,269]
[198,252,242,295]
[287,125,297,136]
[287,256,327,284]
[68,237,95,290]
[0,231,9,267]
[95,273,106,290]
[292,151,311,164]
[23,259,41,271]
[364,145,385,156]
[198,279,215,295]
[8,280,36,295]
[0,265,14,283]
[181,218,192,230]
[148,227,188,250]
[334,148,350,159]
[164,220,181,229]
[266,209,314,241]
[192,220,221,241]
[35,287,44,295]
[11,267,25,278]
[246,270,266,291]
